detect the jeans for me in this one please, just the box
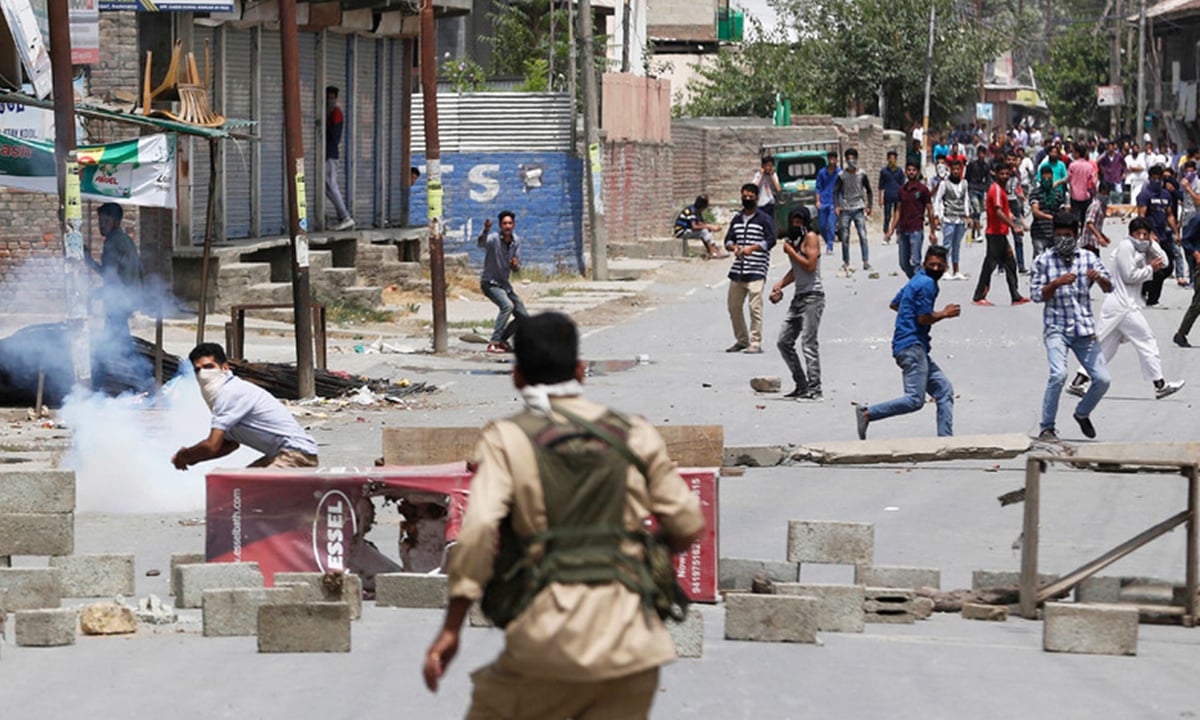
[728,278,765,347]
[867,344,954,436]
[838,208,869,266]
[818,205,836,252]
[681,228,715,254]
[1178,264,1200,338]
[883,201,899,236]
[324,161,351,222]
[942,222,966,265]
[898,231,923,278]
[1041,329,1110,432]
[482,282,527,343]
[777,292,824,392]
[973,234,1022,302]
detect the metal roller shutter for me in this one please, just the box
[388,39,406,225]
[190,25,214,245]
[325,32,349,227]
[299,31,318,226]
[259,30,286,236]
[224,28,253,239]
[352,36,378,224]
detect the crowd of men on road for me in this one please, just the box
[673,125,1199,442]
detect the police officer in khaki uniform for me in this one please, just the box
[422,312,704,719]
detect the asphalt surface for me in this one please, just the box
[3,233,1200,719]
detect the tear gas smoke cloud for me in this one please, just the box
[60,367,257,513]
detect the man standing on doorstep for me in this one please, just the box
[933,157,971,280]
[834,147,873,272]
[879,150,905,245]
[478,211,528,354]
[884,161,937,279]
[771,207,824,401]
[324,86,355,231]
[972,163,1030,306]
[725,183,775,354]
[1064,218,1185,401]
[815,150,840,254]
[674,194,725,259]
[1030,211,1114,442]
[854,246,959,439]
[422,312,703,719]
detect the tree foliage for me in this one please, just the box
[485,0,605,91]
[1034,24,1111,133]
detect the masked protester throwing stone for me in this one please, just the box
[771,207,824,400]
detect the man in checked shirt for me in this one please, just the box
[1031,210,1114,442]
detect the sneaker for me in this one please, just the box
[1064,382,1086,398]
[1019,267,1030,275]
[1037,428,1060,442]
[854,404,869,440]
[801,389,823,401]
[486,343,507,354]
[863,263,873,271]
[972,299,995,306]
[1155,379,1185,399]
[725,342,748,353]
[743,345,763,354]
[333,218,356,231]
[1012,297,1031,305]
[1073,413,1096,439]
[783,387,807,399]
[1174,333,1192,348]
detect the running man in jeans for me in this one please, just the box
[1031,211,1114,441]
[771,207,824,400]
[973,164,1030,306]
[478,211,528,353]
[855,246,959,439]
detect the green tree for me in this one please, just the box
[486,0,605,90]
[1035,24,1116,133]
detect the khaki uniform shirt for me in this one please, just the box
[446,395,705,682]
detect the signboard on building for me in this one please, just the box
[975,102,994,122]
[69,0,99,65]
[98,0,234,11]
[1097,85,1125,107]
[0,99,53,140]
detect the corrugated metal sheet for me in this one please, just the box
[190,26,214,244]
[325,32,349,226]
[353,36,378,223]
[409,92,572,153]
[299,31,319,226]
[260,30,286,236]
[388,39,407,224]
[224,28,253,239]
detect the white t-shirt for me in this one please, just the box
[1125,153,1148,187]
[211,375,320,457]
[753,169,778,207]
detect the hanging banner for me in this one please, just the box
[0,133,177,208]
[98,0,234,11]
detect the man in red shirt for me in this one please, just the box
[972,163,1030,306]
[1066,142,1098,234]
[884,161,937,278]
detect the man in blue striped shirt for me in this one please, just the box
[725,183,776,354]
[1030,210,1114,441]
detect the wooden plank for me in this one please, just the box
[382,425,724,468]
[1019,457,1041,620]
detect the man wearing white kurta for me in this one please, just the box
[1066,217,1186,400]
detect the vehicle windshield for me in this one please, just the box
[779,158,824,184]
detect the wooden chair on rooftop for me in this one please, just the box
[141,40,225,128]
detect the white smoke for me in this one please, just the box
[59,367,257,513]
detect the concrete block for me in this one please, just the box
[962,602,1009,621]
[203,587,304,637]
[750,376,782,393]
[175,562,263,609]
[724,593,819,643]
[776,583,865,632]
[855,565,941,590]
[80,602,138,635]
[0,469,75,513]
[792,433,1032,464]
[49,554,135,597]
[0,513,74,556]
[375,573,447,608]
[0,568,61,610]
[1076,576,1123,604]
[1043,602,1138,656]
[719,558,799,590]
[273,572,363,620]
[786,521,873,565]
[667,607,704,658]
[14,608,77,646]
[972,570,1059,591]
[722,446,789,468]
[258,602,351,653]
[864,587,916,624]
[169,552,206,596]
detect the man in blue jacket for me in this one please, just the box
[815,150,840,254]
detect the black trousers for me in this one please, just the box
[974,233,1021,302]
[1142,233,1176,306]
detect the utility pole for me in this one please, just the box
[1110,0,1123,137]
[1136,0,1146,138]
[279,0,315,398]
[548,0,555,91]
[579,0,607,280]
[422,0,448,353]
[621,0,631,73]
[568,0,577,151]
[921,3,935,174]
[48,0,88,388]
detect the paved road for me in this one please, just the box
[3,236,1199,718]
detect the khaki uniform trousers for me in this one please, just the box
[466,663,659,720]
[727,278,765,348]
[249,449,319,469]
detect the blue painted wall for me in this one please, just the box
[410,152,585,273]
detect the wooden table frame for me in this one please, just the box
[225,303,327,370]
[1019,454,1199,626]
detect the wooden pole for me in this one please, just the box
[422,0,448,354]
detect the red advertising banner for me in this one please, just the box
[675,468,719,603]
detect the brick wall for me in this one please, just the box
[602,140,675,243]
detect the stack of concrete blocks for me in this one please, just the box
[202,586,309,637]
[775,583,865,632]
[972,569,1061,615]
[862,587,919,624]
[1043,602,1138,656]
[274,572,364,620]
[374,572,448,609]
[169,552,206,597]
[175,562,265,609]
[855,566,940,620]
[718,558,800,591]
